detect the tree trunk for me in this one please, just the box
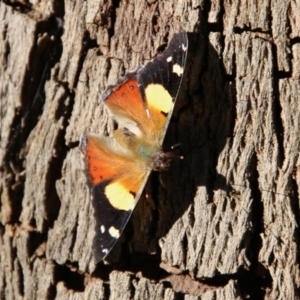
[1,0,300,299]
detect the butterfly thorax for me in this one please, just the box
[136,143,170,171]
[137,143,157,160]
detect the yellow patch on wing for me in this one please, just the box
[105,181,135,211]
[145,84,173,114]
[173,64,184,76]
[108,226,120,238]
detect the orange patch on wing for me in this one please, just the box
[83,134,147,189]
[84,136,124,185]
[104,79,148,124]
[104,78,170,146]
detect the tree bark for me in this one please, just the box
[1,0,300,299]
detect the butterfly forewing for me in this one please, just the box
[137,31,188,144]
[81,133,150,262]
[103,31,188,146]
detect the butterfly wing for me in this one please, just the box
[137,31,188,144]
[103,31,188,146]
[80,133,150,262]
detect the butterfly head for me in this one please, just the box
[150,150,173,171]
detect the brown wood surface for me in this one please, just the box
[1,0,300,299]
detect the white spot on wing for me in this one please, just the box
[173,64,184,76]
[166,56,172,62]
[100,225,105,233]
[109,226,120,238]
[182,43,187,51]
[102,249,109,254]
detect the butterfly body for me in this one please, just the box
[80,31,188,262]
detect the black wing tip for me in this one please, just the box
[175,29,188,39]
[90,182,131,264]
[93,250,108,264]
[100,31,188,103]
[92,244,111,263]
[169,30,188,52]
[92,229,118,263]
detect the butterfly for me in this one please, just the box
[80,31,188,263]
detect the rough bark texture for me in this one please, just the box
[1,0,300,299]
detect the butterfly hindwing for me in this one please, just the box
[81,31,188,262]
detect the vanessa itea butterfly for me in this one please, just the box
[80,31,188,262]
